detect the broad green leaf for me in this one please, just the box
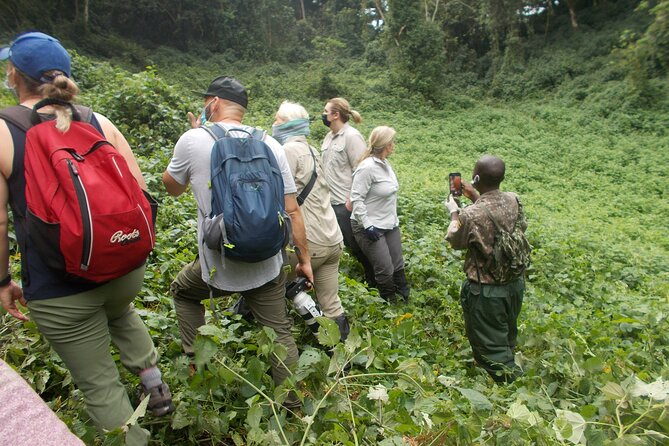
[327,345,348,375]
[171,404,192,430]
[553,409,586,444]
[607,435,644,445]
[396,358,424,381]
[257,326,278,358]
[272,342,288,363]
[455,387,493,411]
[197,324,224,339]
[246,404,263,429]
[297,349,322,369]
[366,350,377,369]
[579,404,598,419]
[507,401,541,426]
[378,436,406,445]
[317,316,341,347]
[218,366,236,384]
[193,337,218,369]
[100,429,125,446]
[583,356,604,372]
[344,327,362,353]
[601,381,626,400]
[203,412,222,435]
[413,395,440,414]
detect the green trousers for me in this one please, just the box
[170,258,298,386]
[27,266,157,446]
[460,278,524,383]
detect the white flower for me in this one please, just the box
[301,415,314,424]
[422,412,434,429]
[367,384,389,404]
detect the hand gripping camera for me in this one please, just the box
[285,277,322,333]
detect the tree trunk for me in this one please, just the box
[566,0,578,28]
[83,0,89,31]
[374,0,386,23]
[299,0,305,20]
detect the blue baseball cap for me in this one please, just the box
[0,32,71,82]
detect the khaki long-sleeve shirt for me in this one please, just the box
[321,123,366,205]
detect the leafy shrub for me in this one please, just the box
[1,33,668,446]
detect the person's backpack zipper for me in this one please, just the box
[67,157,93,271]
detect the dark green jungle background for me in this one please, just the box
[1,1,668,445]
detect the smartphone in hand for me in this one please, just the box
[449,172,462,197]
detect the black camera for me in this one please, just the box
[285,277,322,332]
[285,276,309,299]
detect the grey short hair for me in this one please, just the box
[276,100,309,122]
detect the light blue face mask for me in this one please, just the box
[199,99,215,125]
[271,118,311,145]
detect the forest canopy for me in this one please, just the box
[1,0,667,104]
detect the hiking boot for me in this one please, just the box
[332,314,351,342]
[393,269,410,303]
[140,382,175,417]
[282,391,302,411]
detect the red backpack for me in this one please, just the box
[3,99,156,283]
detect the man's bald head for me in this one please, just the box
[474,155,505,189]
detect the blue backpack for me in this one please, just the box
[200,124,290,263]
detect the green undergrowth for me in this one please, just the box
[0,51,668,445]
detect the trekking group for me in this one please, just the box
[0,32,531,445]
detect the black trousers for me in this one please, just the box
[331,204,376,286]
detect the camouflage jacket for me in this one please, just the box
[447,190,528,284]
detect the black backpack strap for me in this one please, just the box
[0,105,33,132]
[30,98,81,125]
[297,145,318,206]
[0,103,95,133]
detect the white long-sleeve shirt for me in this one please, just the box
[350,156,399,230]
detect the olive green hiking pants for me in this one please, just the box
[27,266,157,446]
[460,278,524,383]
[170,258,298,386]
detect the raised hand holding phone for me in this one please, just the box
[449,172,463,197]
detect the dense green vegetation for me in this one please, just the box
[1,0,668,445]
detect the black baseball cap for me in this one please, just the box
[198,76,248,109]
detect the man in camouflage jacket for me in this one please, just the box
[445,155,527,383]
